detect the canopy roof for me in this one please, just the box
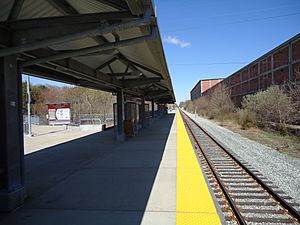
[0,0,175,103]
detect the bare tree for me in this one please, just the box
[207,83,234,119]
[194,96,209,117]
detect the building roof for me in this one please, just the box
[0,0,175,103]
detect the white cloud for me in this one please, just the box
[163,35,191,48]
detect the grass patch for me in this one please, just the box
[218,119,300,158]
[181,85,300,158]
[214,112,239,123]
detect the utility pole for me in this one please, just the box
[27,75,32,136]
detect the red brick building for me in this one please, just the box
[190,78,223,100]
[201,33,300,106]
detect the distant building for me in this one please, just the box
[201,33,300,106]
[190,78,223,100]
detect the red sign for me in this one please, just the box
[47,103,71,124]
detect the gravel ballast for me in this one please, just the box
[184,111,300,205]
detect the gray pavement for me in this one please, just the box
[24,125,99,154]
[0,113,176,225]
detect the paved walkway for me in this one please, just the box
[24,125,99,154]
[0,114,176,225]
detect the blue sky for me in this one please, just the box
[156,0,300,102]
[22,75,71,87]
[24,0,300,103]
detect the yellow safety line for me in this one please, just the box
[176,111,221,225]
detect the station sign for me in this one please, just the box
[47,103,71,125]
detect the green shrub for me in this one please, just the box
[215,111,239,122]
[238,109,256,129]
[241,85,294,125]
[275,123,288,136]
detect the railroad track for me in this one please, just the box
[180,110,300,225]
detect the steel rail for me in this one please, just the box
[180,109,300,223]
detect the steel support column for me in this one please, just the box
[116,89,125,141]
[0,55,25,211]
[157,103,161,117]
[151,100,155,118]
[141,98,145,128]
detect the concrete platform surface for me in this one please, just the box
[0,114,176,225]
[24,125,99,154]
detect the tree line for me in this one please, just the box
[22,82,116,122]
[180,82,300,135]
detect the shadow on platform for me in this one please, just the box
[0,114,175,225]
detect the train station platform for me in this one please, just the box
[0,111,221,225]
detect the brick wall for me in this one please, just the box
[200,34,300,106]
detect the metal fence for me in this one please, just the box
[23,115,41,125]
[22,113,114,127]
[23,115,41,135]
[79,113,114,127]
